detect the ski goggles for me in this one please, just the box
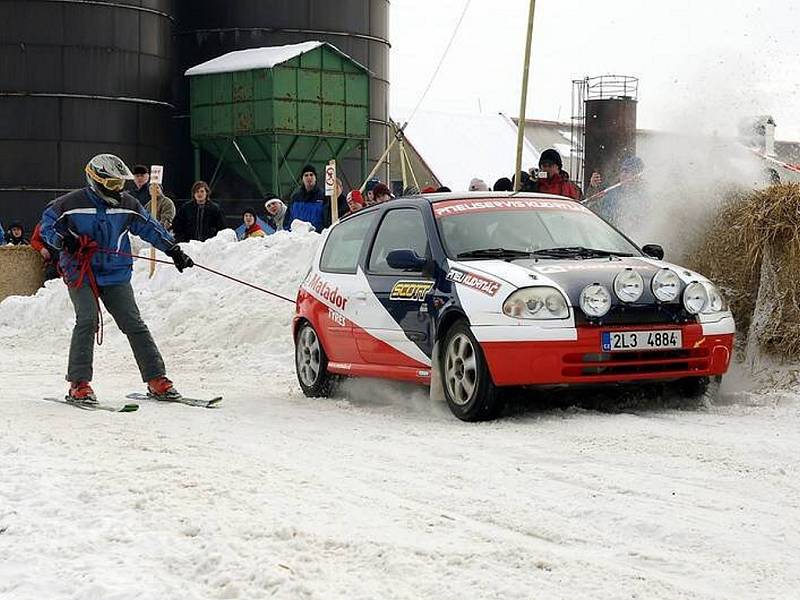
[85,166,127,191]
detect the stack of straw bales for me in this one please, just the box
[686,183,800,359]
[0,245,45,302]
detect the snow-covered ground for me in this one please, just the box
[1,231,799,600]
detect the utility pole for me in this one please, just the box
[514,0,537,191]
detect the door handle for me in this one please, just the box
[354,291,367,301]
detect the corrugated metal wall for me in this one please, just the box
[0,0,175,227]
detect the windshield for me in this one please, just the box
[434,199,641,259]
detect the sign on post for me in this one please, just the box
[326,160,339,224]
[148,165,164,278]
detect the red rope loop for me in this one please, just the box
[69,235,104,346]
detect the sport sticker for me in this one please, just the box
[446,268,502,296]
[390,280,435,301]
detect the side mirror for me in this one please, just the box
[642,244,664,260]
[386,249,427,271]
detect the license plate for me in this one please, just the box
[601,330,682,352]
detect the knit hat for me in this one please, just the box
[346,190,364,208]
[421,186,438,193]
[538,148,563,168]
[620,155,645,174]
[242,207,257,220]
[364,178,380,192]
[493,177,513,191]
[132,164,149,175]
[468,177,490,191]
[301,164,317,177]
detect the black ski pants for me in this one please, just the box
[66,282,166,383]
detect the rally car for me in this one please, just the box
[293,192,735,421]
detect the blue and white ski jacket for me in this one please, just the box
[41,188,176,287]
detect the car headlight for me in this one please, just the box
[613,268,644,302]
[503,287,569,319]
[683,281,708,314]
[651,268,681,302]
[580,283,611,317]
[702,282,727,313]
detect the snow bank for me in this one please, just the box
[0,229,321,369]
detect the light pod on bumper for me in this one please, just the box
[503,287,569,319]
[651,268,681,302]
[702,282,727,313]
[683,281,708,314]
[580,283,611,317]
[613,268,644,302]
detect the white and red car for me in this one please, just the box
[294,193,735,421]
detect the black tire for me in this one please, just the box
[295,322,336,397]
[675,375,721,402]
[440,319,503,421]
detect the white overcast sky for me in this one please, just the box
[390,0,800,141]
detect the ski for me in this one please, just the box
[42,397,139,413]
[125,392,222,409]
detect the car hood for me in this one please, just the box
[455,256,708,305]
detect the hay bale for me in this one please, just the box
[0,245,45,302]
[685,183,800,359]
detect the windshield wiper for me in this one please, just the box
[532,246,634,259]
[457,247,533,260]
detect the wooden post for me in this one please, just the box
[514,0,537,191]
[148,165,164,278]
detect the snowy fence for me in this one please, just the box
[0,245,45,302]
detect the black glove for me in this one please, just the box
[167,245,194,273]
[62,235,80,254]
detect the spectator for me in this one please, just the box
[30,221,59,280]
[129,165,177,231]
[0,220,5,245]
[436,186,452,193]
[493,177,513,192]
[372,183,393,204]
[591,155,646,227]
[421,186,438,194]
[469,177,490,191]
[534,149,581,200]
[345,190,365,216]
[286,164,326,231]
[6,221,29,245]
[325,177,349,228]
[238,208,268,240]
[364,178,381,206]
[172,181,226,243]
[264,196,288,231]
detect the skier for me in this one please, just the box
[41,154,195,404]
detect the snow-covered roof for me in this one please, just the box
[399,110,540,191]
[185,41,367,77]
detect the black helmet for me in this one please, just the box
[85,154,133,206]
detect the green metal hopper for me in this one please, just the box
[186,41,370,197]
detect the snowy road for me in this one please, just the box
[2,232,799,599]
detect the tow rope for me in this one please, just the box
[66,240,296,346]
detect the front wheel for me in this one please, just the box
[440,320,503,421]
[674,375,721,403]
[295,322,335,397]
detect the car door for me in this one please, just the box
[308,210,378,365]
[355,207,434,367]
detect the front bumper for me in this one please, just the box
[479,322,734,387]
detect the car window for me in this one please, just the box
[368,208,429,274]
[319,211,378,274]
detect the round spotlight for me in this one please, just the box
[613,269,644,303]
[580,283,612,318]
[683,281,708,314]
[651,268,681,302]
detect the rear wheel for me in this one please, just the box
[295,322,335,397]
[441,320,503,421]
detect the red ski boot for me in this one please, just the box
[147,376,182,402]
[68,381,97,404]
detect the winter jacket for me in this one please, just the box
[264,199,288,231]
[235,217,274,240]
[322,194,350,230]
[130,184,177,230]
[286,186,326,231]
[172,199,226,243]
[535,171,581,201]
[41,188,175,287]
